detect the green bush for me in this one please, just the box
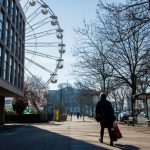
[60,114,67,121]
[4,109,16,115]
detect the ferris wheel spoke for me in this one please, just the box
[20,0,65,86]
[25,33,56,41]
[44,70,58,86]
[26,7,42,24]
[25,49,59,60]
[26,28,56,37]
[26,42,59,47]
[25,57,53,73]
[24,67,45,89]
[25,29,56,41]
[22,0,30,13]
[26,16,50,33]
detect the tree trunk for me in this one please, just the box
[131,80,137,126]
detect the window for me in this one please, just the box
[5,20,10,46]
[9,57,13,83]
[17,65,20,88]
[14,61,17,86]
[11,0,15,23]
[22,21,25,39]
[14,34,18,56]
[4,51,9,80]
[22,43,24,64]
[20,67,23,90]
[10,27,14,51]
[0,46,2,76]
[16,8,19,29]
[6,0,11,15]
[18,39,21,60]
[6,0,8,12]
[0,0,4,5]
[19,14,22,33]
[0,10,4,40]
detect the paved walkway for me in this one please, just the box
[0,116,150,150]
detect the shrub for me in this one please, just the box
[12,97,28,114]
[4,109,16,115]
[60,114,67,121]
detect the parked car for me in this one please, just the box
[138,112,146,117]
[118,111,131,122]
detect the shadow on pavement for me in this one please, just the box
[115,144,140,150]
[0,125,109,150]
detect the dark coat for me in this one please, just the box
[96,98,115,128]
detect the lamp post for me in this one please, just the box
[60,87,63,115]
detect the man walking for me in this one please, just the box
[96,93,115,146]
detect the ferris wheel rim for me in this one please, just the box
[19,0,65,89]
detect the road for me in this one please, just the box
[0,116,150,150]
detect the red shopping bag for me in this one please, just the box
[113,122,123,139]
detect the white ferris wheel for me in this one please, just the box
[19,0,65,88]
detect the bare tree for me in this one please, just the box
[73,0,150,122]
[110,86,128,112]
[97,0,150,40]
[96,1,150,108]
[73,21,119,95]
[76,87,95,116]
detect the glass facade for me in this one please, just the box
[11,1,15,23]
[9,56,13,83]
[14,61,17,86]
[0,10,4,39]
[0,0,25,92]
[5,20,10,46]
[10,27,14,51]
[0,0,4,5]
[4,51,8,80]
[0,46,2,76]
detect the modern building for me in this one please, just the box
[48,87,98,117]
[48,87,80,114]
[0,0,25,124]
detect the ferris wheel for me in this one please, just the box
[19,0,65,88]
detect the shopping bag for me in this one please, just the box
[113,122,123,139]
[95,114,100,122]
[110,128,117,141]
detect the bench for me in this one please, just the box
[122,117,133,125]
[145,120,150,127]
[123,117,139,125]
[127,117,133,125]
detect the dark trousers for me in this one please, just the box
[100,124,113,142]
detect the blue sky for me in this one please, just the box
[43,0,99,89]
[22,0,120,90]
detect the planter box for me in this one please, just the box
[4,114,48,123]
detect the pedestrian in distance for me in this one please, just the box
[77,112,80,119]
[96,92,115,146]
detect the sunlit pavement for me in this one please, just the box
[0,116,150,150]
